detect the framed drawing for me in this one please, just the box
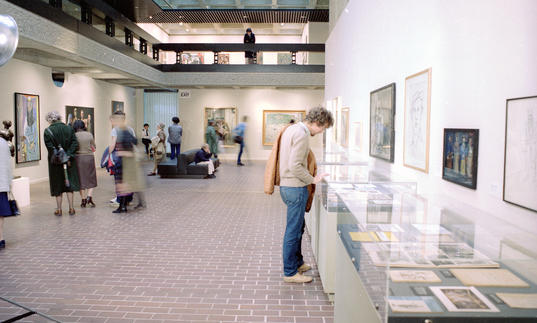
[503,96,537,212]
[442,129,479,189]
[14,93,41,164]
[403,68,432,173]
[218,53,229,64]
[204,107,237,147]
[340,107,350,147]
[66,106,95,137]
[370,83,396,162]
[182,53,204,64]
[352,121,363,152]
[262,110,306,146]
[111,101,124,114]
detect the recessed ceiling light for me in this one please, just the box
[243,15,248,19]
[280,23,285,26]
[149,16,153,19]
[179,16,184,18]
[301,16,306,19]
[179,22,183,26]
[185,29,190,32]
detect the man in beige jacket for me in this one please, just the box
[279,107,333,283]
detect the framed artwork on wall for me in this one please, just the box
[340,107,350,147]
[66,106,95,137]
[442,128,479,189]
[218,53,230,64]
[370,83,396,162]
[204,107,238,147]
[14,93,41,164]
[182,53,204,64]
[111,101,124,114]
[262,110,306,146]
[403,68,432,173]
[503,95,537,212]
[352,121,363,152]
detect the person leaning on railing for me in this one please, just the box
[244,28,256,64]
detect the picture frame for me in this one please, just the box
[204,107,238,147]
[442,128,479,189]
[369,83,396,162]
[403,68,432,173]
[262,110,306,146]
[14,93,41,164]
[503,95,537,212]
[429,286,499,312]
[340,107,350,147]
[111,101,124,114]
[66,106,95,137]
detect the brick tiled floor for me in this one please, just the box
[0,161,334,323]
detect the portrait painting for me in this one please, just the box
[204,107,237,147]
[218,53,230,64]
[262,110,306,146]
[111,101,124,114]
[442,129,479,189]
[370,83,396,162]
[14,93,41,164]
[404,68,432,172]
[66,106,95,137]
[503,96,537,212]
[182,53,204,64]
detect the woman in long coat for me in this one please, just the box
[205,120,218,158]
[43,111,80,216]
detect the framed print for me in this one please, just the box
[442,129,479,189]
[218,53,229,64]
[340,107,350,147]
[66,106,95,137]
[262,110,306,146]
[182,53,204,64]
[503,96,537,212]
[14,93,40,164]
[370,83,396,162]
[429,286,499,312]
[352,121,363,152]
[111,101,124,114]
[403,68,432,172]
[204,107,237,147]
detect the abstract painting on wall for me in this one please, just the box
[404,68,432,173]
[204,107,238,147]
[442,129,479,189]
[66,106,95,137]
[504,96,537,212]
[262,110,306,146]
[14,93,40,164]
[370,83,396,162]
[111,101,124,114]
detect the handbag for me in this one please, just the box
[233,135,243,144]
[46,128,70,165]
[8,191,20,216]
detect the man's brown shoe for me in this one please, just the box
[283,273,313,283]
[298,263,311,273]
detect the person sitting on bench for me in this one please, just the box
[195,144,216,179]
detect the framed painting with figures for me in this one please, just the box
[111,101,124,114]
[403,68,432,173]
[66,106,95,137]
[503,95,537,212]
[14,93,41,164]
[204,107,237,147]
[262,110,306,146]
[370,83,396,162]
[442,128,479,189]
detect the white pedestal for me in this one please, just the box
[11,177,30,207]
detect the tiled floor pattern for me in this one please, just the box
[0,160,334,322]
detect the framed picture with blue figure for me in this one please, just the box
[66,106,95,137]
[369,83,396,162]
[442,129,479,189]
[14,93,41,164]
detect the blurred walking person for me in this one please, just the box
[148,123,166,176]
[44,111,80,216]
[0,128,15,249]
[73,120,97,208]
[233,116,247,166]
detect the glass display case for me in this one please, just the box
[306,164,417,299]
[334,191,537,323]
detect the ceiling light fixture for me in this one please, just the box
[185,29,190,32]
[280,23,285,26]
[179,22,183,26]
[243,15,248,19]
[149,15,153,19]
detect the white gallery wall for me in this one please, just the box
[325,0,537,226]
[177,88,324,160]
[0,58,137,183]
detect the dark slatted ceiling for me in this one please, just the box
[136,9,328,23]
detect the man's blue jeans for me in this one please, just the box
[237,140,244,164]
[170,144,181,160]
[280,186,309,277]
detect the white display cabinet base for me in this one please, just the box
[307,195,321,261]
[334,237,381,323]
[11,177,30,207]
[317,205,337,295]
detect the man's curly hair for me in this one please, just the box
[305,107,334,128]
